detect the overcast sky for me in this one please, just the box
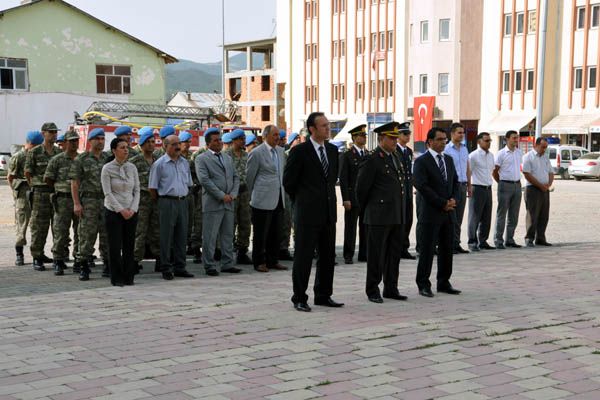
[0,0,277,63]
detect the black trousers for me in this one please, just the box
[402,192,414,252]
[105,209,137,285]
[416,218,454,290]
[291,223,336,304]
[158,197,188,273]
[343,206,367,261]
[366,224,402,298]
[525,186,550,243]
[251,196,283,268]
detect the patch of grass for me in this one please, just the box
[234,331,247,335]
[592,350,600,354]
[560,344,583,350]
[316,380,332,386]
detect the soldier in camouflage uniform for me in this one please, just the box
[70,128,109,281]
[130,127,160,272]
[44,130,80,275]
[24,122,62,271]
[224,129,252,264]
[8,131,43,266]
[190,146,205,263]
[114,125,139,159]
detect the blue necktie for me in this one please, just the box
[437,154,447,182]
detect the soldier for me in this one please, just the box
[356,122,406,303]
[71,128,109,281]
[224,129,252,264]
[153,125,174,158]
[24,122,62,271]
[114,125,139,159]
[339,124,369,264]
[44,130,80,275]
[396,122,417,260]
[130,127,160,272]
[179,131,196,252]
[56,133,66,151]
[245,133,258,152]
[190,143,206,263]
[8,130,43,266]
[279,131,299,260]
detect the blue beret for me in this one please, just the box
[88,128,105,140]
[179,131,192,142]
[159,125,175,139]
[230,128,245,141]
[287,132,299,145]
[245,133,257,146]
[26,130,44,145]
[204,127,220,136]
[138,131,154,146]
[222,132,233,144]
[138,126,154,136]
[56,133,65,143]
[114,125,132,136]
[279,129,286,139]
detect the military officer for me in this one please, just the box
[44,130,80,275]
[130,127,160,272]
[356,122,406,303]
[224,129,252,264]
[8,131,43,266]
[339,124,369,264]
[279,132,300,260]
[114,125,139,159]
[24,122,62,271]
[395,123,417,260]
[70,128,109,280]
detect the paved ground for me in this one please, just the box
[0,178,599,399]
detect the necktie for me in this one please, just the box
[215,152,225,169]
[319,146,329,177]
[360,150,364,157]
[271,148,279,176]
[437,154,447,182]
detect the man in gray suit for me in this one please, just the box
[195,128,241,276]
[247,125,288,273]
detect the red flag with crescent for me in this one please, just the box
[413,96,435,142]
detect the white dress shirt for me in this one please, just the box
[522,149,553,186]
[352,144,365,157]
[469,147,495,186]
[310,136,328,163]
[495,146,522,181]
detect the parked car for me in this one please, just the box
[546,145,589,179]
[567,152,600,180]
[0,152,11,173]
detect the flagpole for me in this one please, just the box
[535,0,548,139]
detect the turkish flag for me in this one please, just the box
[413,96,435,142]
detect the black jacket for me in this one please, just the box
[339,146,368,205]
[356,147,404,226]
[397,144,413,191]
[283,140,338,226]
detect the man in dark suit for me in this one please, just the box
[339,124,369,264]
[413,127,462,297]
[283,112,344,312]
[356,122,407,304]
[396,122,416,260]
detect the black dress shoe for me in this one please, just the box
[222,267,241,273]
[206,269,219,276]
[454,246,470,254]
[279,250,294,261]
[40,254,53,263]
[535,241,553,246]
[506,242,522,248]
[383,292,408,301]
[314,298,344,307]
[400,251,416,260]
[419,288,434,297]
[294,302,312,312]
[368,296,384,303]
[437,285,462,295]
[33,259,45,271]
[479,243,495,250]
[174,270,194,278]
[162,271,174,280]
[344,258,353,264]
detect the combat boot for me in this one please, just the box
[15,246,24,266]
[236,249,253,265]
[33,258,46,271]
[193,248,202,264]
[53,260,65,276]
[79,261,91,281]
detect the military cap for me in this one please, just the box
[56,133,65,143]
[279,129,287,139]
[178,131,192,142]
[114,125,133,136]
[40,122,60,132]
[349,124,367,136]
[159,125,175,139]
[373,121,403,138]
[88,128,105,140]
[138,126,154,136]
[204,127,220,136]
[222,132,233,144]
[287,132,300,145]
[26,130,44,145]
[138,131,154,146]
[64,130,80,141]
[245,133,257,146]
[398,122,411,133]
[230,128,245,141]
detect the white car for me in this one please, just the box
[547,145,589,179]
[568,152,600,180]
[0,153,10,173]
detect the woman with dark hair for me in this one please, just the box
[101,137,140,286]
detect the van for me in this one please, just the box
[546,145,589,179]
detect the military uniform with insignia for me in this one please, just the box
[396,123,417,259]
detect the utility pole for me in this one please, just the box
[535,0,549,139]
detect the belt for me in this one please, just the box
[473,184,492,189]
[80,192,104,199]
[159,195,187,200]
[55,192,72,198]
[32,186,54,193]
[500,180,521,184]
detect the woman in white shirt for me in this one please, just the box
[101,137,140,286]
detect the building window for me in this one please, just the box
[574,67,583,89]
[371,80,376,97]
[528,10,537,32]
[409,24,413,45]
[516,12,525,34]
[261,106,270,121]
[312,1,318,17]
[340,39,346,57]
[340,84,346,100]
[514,70,522,92]
[261,75,270,91]
[526,69,535,91]
[438,73,449,95]
[356,82,363,99]
[341,0,346,13]
[439,19,450,41]
[409,75,413,96]
[419,74,428,94]
[357,0,364,10]
[0,57,28,90]
[305,1,311,18]
[420,21,429,42]
[379,32,386,50]
[388,79,394,97]
[96,64,131,94]
[313,86,318,101]
[504,14,512,36]
[371,32,377,51]
[313,44,318,59]
[577,6,586,30]
[305,44,312,60]
[333,0,339,14]
[589,66,597,89]
[333,84,339,101]
[378,80,385,97]
[356,37,364,55]
[593,5,600,28]
[306,85,311,102]
[387,31,394,50]
[332,40,339,58]
[503,71,510,92]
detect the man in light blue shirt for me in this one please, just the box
[444,123,472,254]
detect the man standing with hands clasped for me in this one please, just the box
[413,127,462,298]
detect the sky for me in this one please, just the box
[0,0,277,63]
